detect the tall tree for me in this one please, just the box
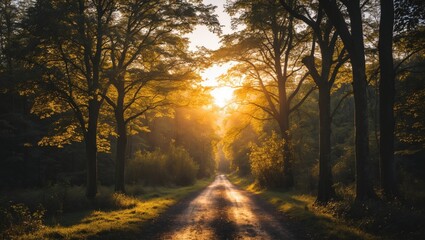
[23,0,114,199]
[318,0,376,200]
[280,0,349,203]
[102,0,219,192]
[216,0,315,188]
[379,0,397,198]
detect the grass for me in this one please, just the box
[228,173,379,240]
[11,179,212,240]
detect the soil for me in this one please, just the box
[139,174,296,239]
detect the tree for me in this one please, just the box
[378,0,397,198]
[101,0,219,193]
[280,0,349,203]
[394,0,425,33]
[216,0,315,188]
[23,0,114,199]
[318,0,376,200]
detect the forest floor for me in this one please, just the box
[227,174,378,240]
[17,179,213,240]
[228,174,425,240]
[12,174,423,239]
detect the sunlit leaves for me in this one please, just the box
[395,89,425,150]
[249,131,285,187]
[38,122,82,148]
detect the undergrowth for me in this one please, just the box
[228,173,425,240]
[0,178,212,240]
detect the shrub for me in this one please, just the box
[126,149,168,185]
[166,144,199,186]
[94,188,138,210]
[126,144,199,186]
[249,132,286,188]
[0,202,45,239]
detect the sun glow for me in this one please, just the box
[211,86,234,108]
[200,63,235,108]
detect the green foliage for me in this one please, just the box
[222,107,262,175]
[324,199,425,239]
[229,174,378,240]
[249,132,286,187]
[144,107,218,179]
[126,144,198,186]
[0,202,45,239]
[395,88,425,148]
[2,184,141,223]
[0,180,212,240]
[127,150,168,186]
[332,141,356,185]
[166,144,199,186]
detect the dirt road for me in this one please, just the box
[145,175,294,240]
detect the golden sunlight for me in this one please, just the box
[211,86,234,108]
[201,63,235,108]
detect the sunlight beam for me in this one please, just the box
[200,63,235,108]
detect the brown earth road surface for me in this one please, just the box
[142,174,295,240]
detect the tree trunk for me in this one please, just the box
[85,100,100,200]
[279,103,294,189]
[378,0,397,198]
[319,0,376,201]
[317,83,336,203]
[349,2,376,201]
[114,93,127,193]
[282,136,294,188]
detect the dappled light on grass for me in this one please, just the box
[22,180,212,240]
[30,196,172,239]
[228,174,378,240]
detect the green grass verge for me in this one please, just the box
[19,179,212,240]
[228,174,379,240]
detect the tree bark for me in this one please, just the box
[114,87,127,193]
[349,2,376,201]
[85,100,100,200]
[320,0,376,201]
[114,115,127,193]
[378,0,397,198]
[279,84,294,189]
[317,83,336,203]
[114,116,127,193]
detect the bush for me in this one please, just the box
[6,183,70,216]
[322,199,425,239]
[126,150,168,185]
[126,144,199,186]
[0,202,45,239]
[166,144,199,186]
[94,188,138,210]
[249,132,286,188]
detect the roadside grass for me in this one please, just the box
[228,174,379,240]
[4,178,212,240]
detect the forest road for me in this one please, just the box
[142,174,295,240]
